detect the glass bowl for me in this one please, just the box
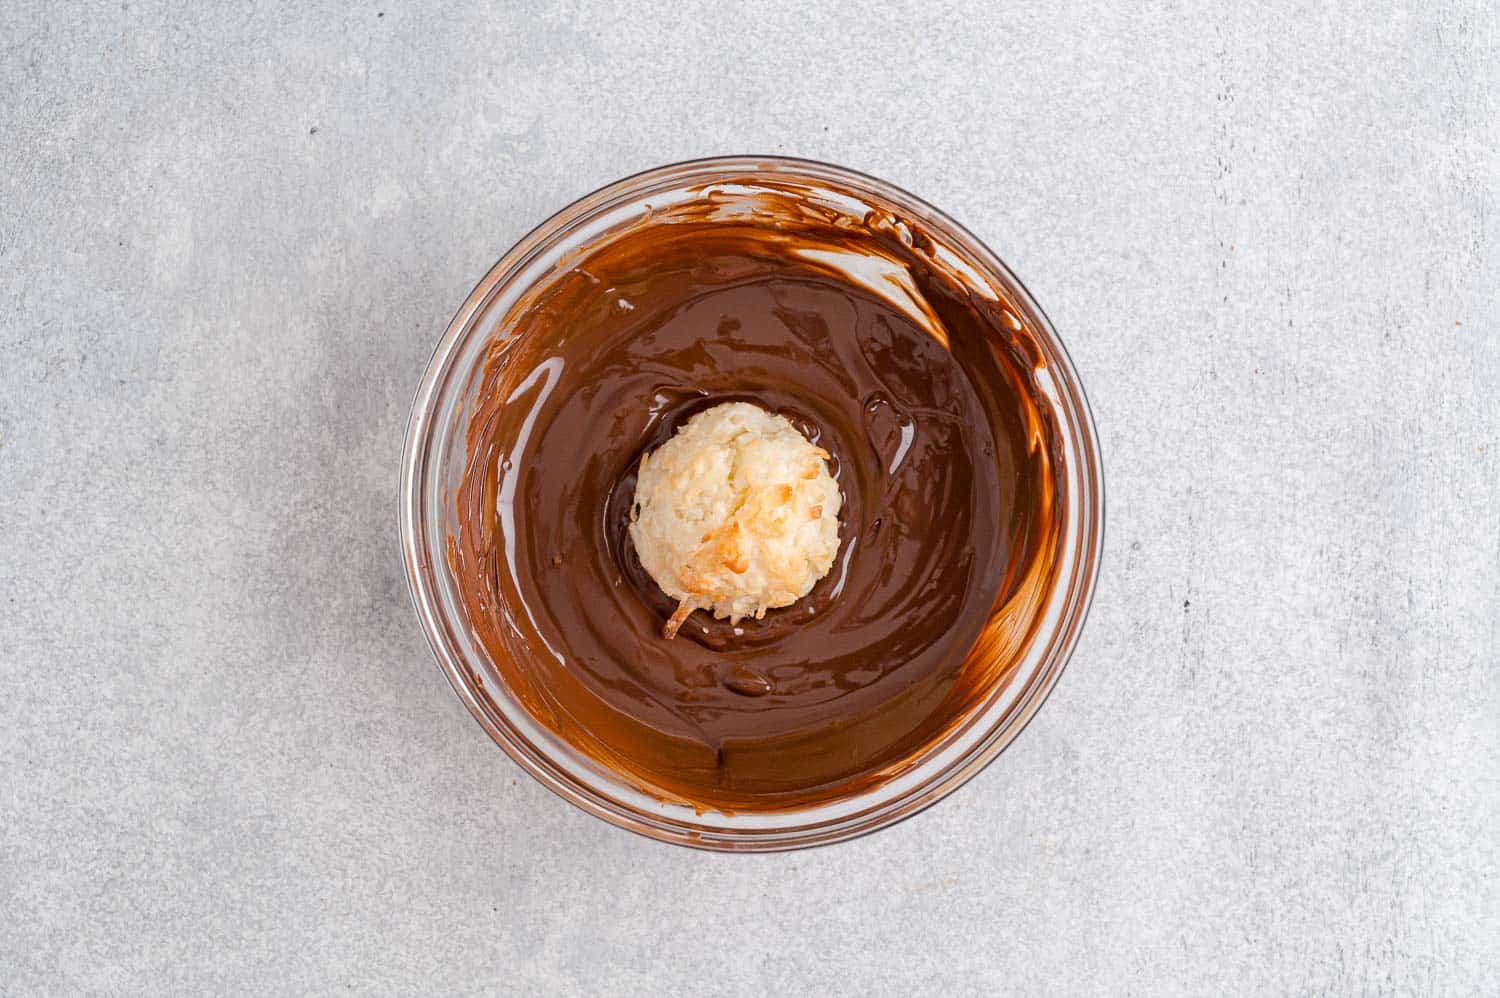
[400,156,1103,851]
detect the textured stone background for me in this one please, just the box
[3,2,1497,994]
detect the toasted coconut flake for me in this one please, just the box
[629,402,842,637]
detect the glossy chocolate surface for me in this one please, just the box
[452,184,1061,811]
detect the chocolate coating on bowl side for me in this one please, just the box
[451,183,1062,812]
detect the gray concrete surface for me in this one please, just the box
[3,1,1497,994]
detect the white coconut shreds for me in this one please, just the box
[628,402,843,638]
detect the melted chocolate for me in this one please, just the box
[452,183,1061,811]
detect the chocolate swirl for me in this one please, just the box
[451,183,1061,811]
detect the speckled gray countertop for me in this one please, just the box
[2,2,1496,994]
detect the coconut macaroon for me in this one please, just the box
[629,402,843,638]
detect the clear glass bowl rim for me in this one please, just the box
[399,155,1105,852]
